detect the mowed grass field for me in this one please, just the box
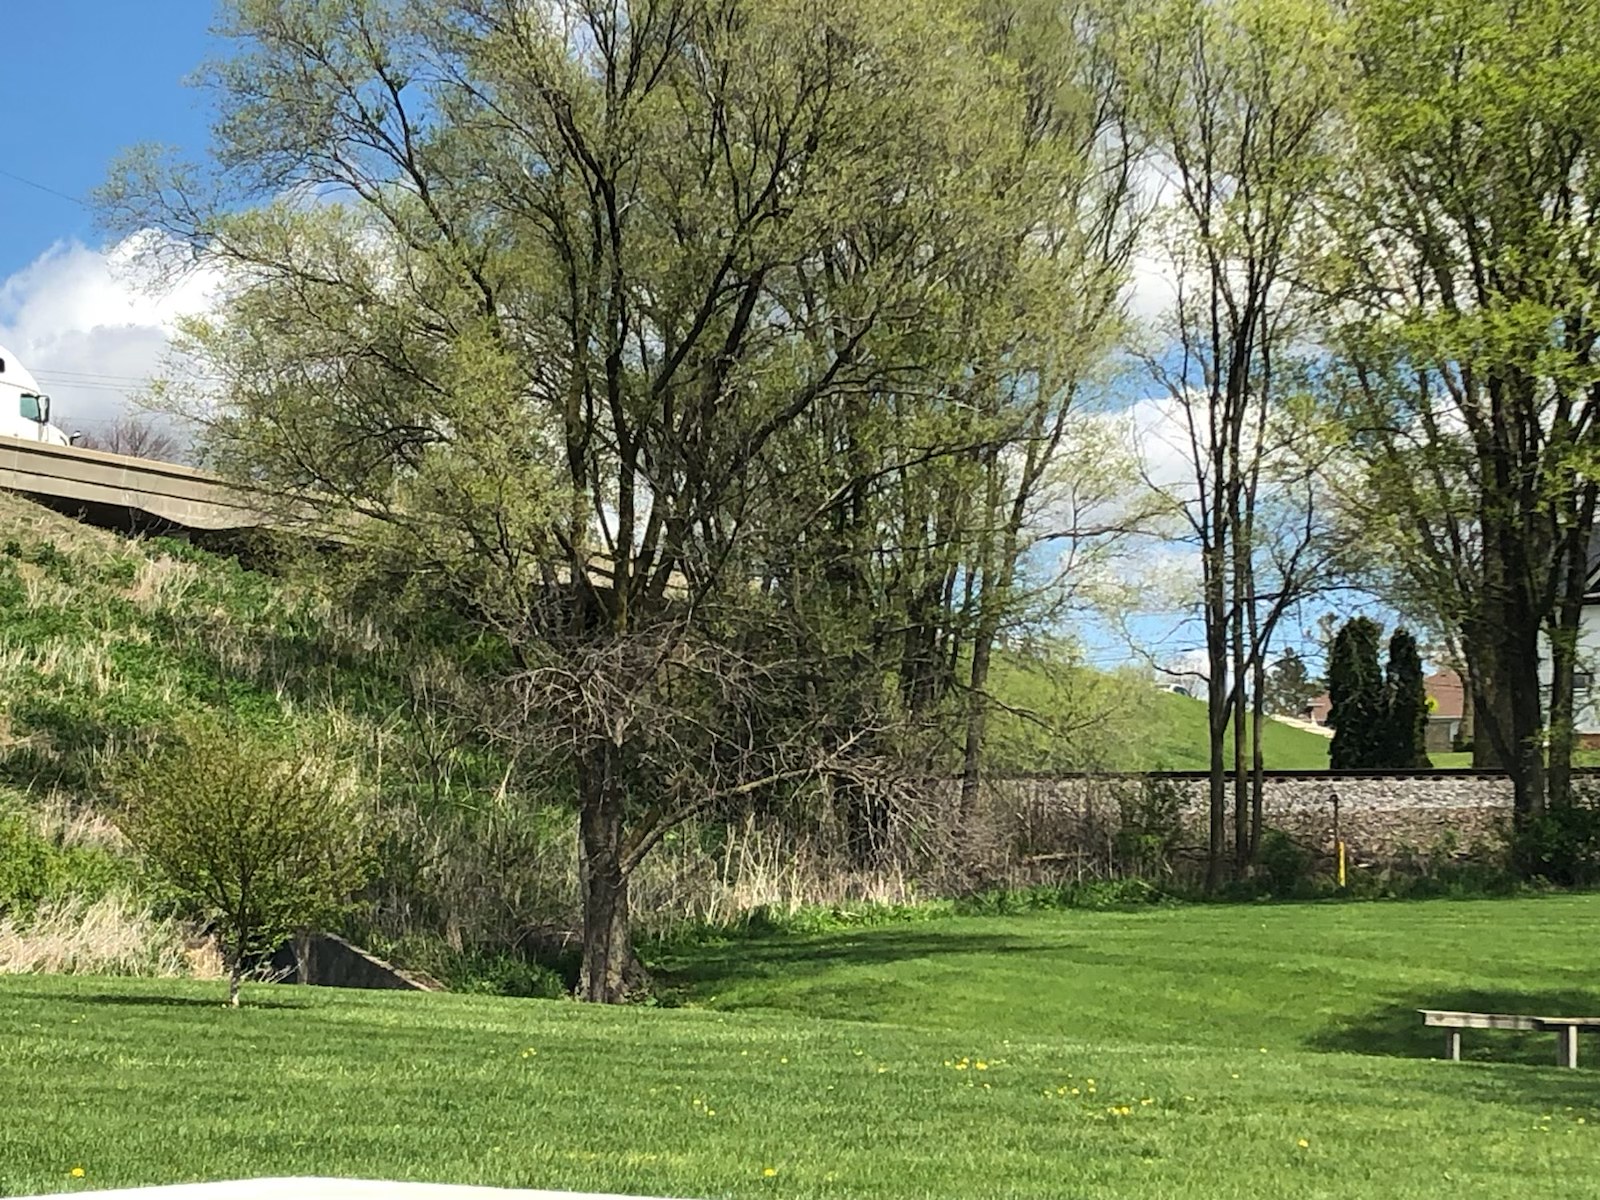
[7,899,1600,1198]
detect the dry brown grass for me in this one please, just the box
[126,554,200,610]
[25,792,128,851]
[0,893,220,978]
[630,816,921,931]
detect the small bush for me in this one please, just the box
[109,718,375,1006]
[1512,804,1600,886]
[1113,779,1185,875]
[0,809,136,917]
[373,936,567,998]
[1255,828,1311,897]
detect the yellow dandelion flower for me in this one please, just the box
[763,1167,777,1178]
[70,1168,85,1179]
[1297,1139,1309,1149]
[975,1061,988,1071]
[779,1057,788,1064]
[1070,1087,1080,1095]
[1140,1098,1153,1106]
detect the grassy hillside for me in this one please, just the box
[6,896,1600,1197]
[0,494,541,977]
[984,652,1334,772]
[1139,689,1332,770]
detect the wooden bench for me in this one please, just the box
[1421,1009,1600,1068]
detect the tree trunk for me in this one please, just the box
[1547,486,1596,811]
[1250,651,1267,861]
[1231,564,1249,879]
[1205,583,1229,892]
[959,613,999,822]
[1503,619,1548,824]
[577,746,647,1003]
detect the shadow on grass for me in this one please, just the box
[654,930,1068,996]
[1318,991,1600,1113]
[0,988,311,1011]
[1313,988,1600,1063]
[1313,986,1600,1114]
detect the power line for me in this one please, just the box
[35,380,140,395]
[35,369,154,384]
[0,167,86,208]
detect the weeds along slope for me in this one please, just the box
[0,497,972,987]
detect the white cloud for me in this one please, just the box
[1122,243,1180,324]
[0,236,220,439]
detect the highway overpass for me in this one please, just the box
[0,437,674,594]
[0,435,268,535]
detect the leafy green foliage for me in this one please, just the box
[1383,629,1431,769]
[1328,618,1385,768]
[108,719,374,1004]
[1254,828,1312,898]
[1262,649,1320,718]
[0,806,135,919]
[1511,803,1600,886]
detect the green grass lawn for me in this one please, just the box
[8,898,1600,1197]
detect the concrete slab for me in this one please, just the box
[10,1179,685,1200]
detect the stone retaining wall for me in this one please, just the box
[981,771,1528,866]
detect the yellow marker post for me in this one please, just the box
[1337,841,1347,888]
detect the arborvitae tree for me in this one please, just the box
[1384,628,1432,769]
[1328,617,1386,769]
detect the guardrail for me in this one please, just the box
[0,435,268,532]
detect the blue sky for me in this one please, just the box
[0,5,218,442]
[1,4,215,279]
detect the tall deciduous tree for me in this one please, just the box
[106,0,1135,999]
[1329,0,1600,819]
[1126,0,1348,885]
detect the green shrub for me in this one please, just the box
[1512,804,1600,886]
[109,719,375,1006]
[1255,828,1311,898]
[371,936,568,998]
[957,878,1175,915]
[1113,779,1185,875]
[0,811,136,917]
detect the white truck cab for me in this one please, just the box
[0,345,71,446]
